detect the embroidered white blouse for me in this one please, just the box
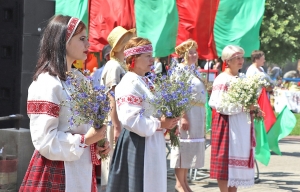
[115,72,167,192]
[27,70,94,192]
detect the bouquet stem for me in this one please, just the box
[169,125,180,147]
[97,138,109,160]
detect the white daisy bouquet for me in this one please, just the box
[61,69,111,159]
[220,73,270,121]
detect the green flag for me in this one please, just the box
[205,93,212,132]
[55,0,89,26]
[254,119,270,166]
[214,0,265,57]
[135,0,178,57]
[267,106,296,155]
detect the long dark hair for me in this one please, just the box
[33,15,86,81]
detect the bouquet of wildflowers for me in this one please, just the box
[147,65,198,147]
[219,73,270,122]
[61,69,111,159]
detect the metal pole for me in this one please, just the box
[0,114,23,130]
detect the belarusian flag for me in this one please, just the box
[55,0,265,65]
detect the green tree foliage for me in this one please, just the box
[260,0,300,65]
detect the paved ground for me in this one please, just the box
[166,136,300,192]
[98,136,300,192]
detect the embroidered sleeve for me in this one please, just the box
[27,100,60,117]
[115,81,160,137]
[209,76,243,115]
[116,95,143,107]
[28,74,84,161]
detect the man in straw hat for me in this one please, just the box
[100,26,135,191]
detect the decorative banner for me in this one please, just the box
[55,0,265,58]
[176,0,219,59]
[214,0,265,57]
[88,0,135,52]
[55,0,89,26]
[135,0,178,57]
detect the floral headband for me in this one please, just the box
[124,44,153,59]
[222,51,244,71]
[227,52,243,61]
[66,17,81,44]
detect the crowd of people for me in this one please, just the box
[19,15,285,192]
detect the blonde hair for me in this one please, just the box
[221,45,245,61]
[175,39,198,65]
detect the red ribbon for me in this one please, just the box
[90,143,100,165]
[222,60,227,72]
[130,58,135,68]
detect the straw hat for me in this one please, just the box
[107,26,136,58]
[175,39,198,58]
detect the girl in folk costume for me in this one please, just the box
[19,15,109,192]
[171,39,206,192]
[106,37,179,192]
[99,26,135,190]
[209,45,258,191]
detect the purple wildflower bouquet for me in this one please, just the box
[61,69,111,159]
[148,65,197,147]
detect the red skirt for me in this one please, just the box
[19,150,65,192]
[210,112,229,180]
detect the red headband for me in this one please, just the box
[66,17,80,43]
[124,44,153,58]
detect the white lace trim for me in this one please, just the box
[179,138,205,143]
[228,178,254,188]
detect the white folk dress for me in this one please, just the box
[209,72,255,187]
[106,72,167,192]
[170,64,206,168]
[24,70,95,192]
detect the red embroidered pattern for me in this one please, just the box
[66,17,80,43]
[116,95,143,107]
[212,84,228,91]
[228,158,249,167]
[124,44,153,58]
[27,100,60,117]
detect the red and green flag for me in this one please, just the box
[55,0,265,64]
[258,88,276,132]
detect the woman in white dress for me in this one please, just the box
[106,37,179,192]
[171,39,206,192]
[209,45,261,192]
[19,15,109,192]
